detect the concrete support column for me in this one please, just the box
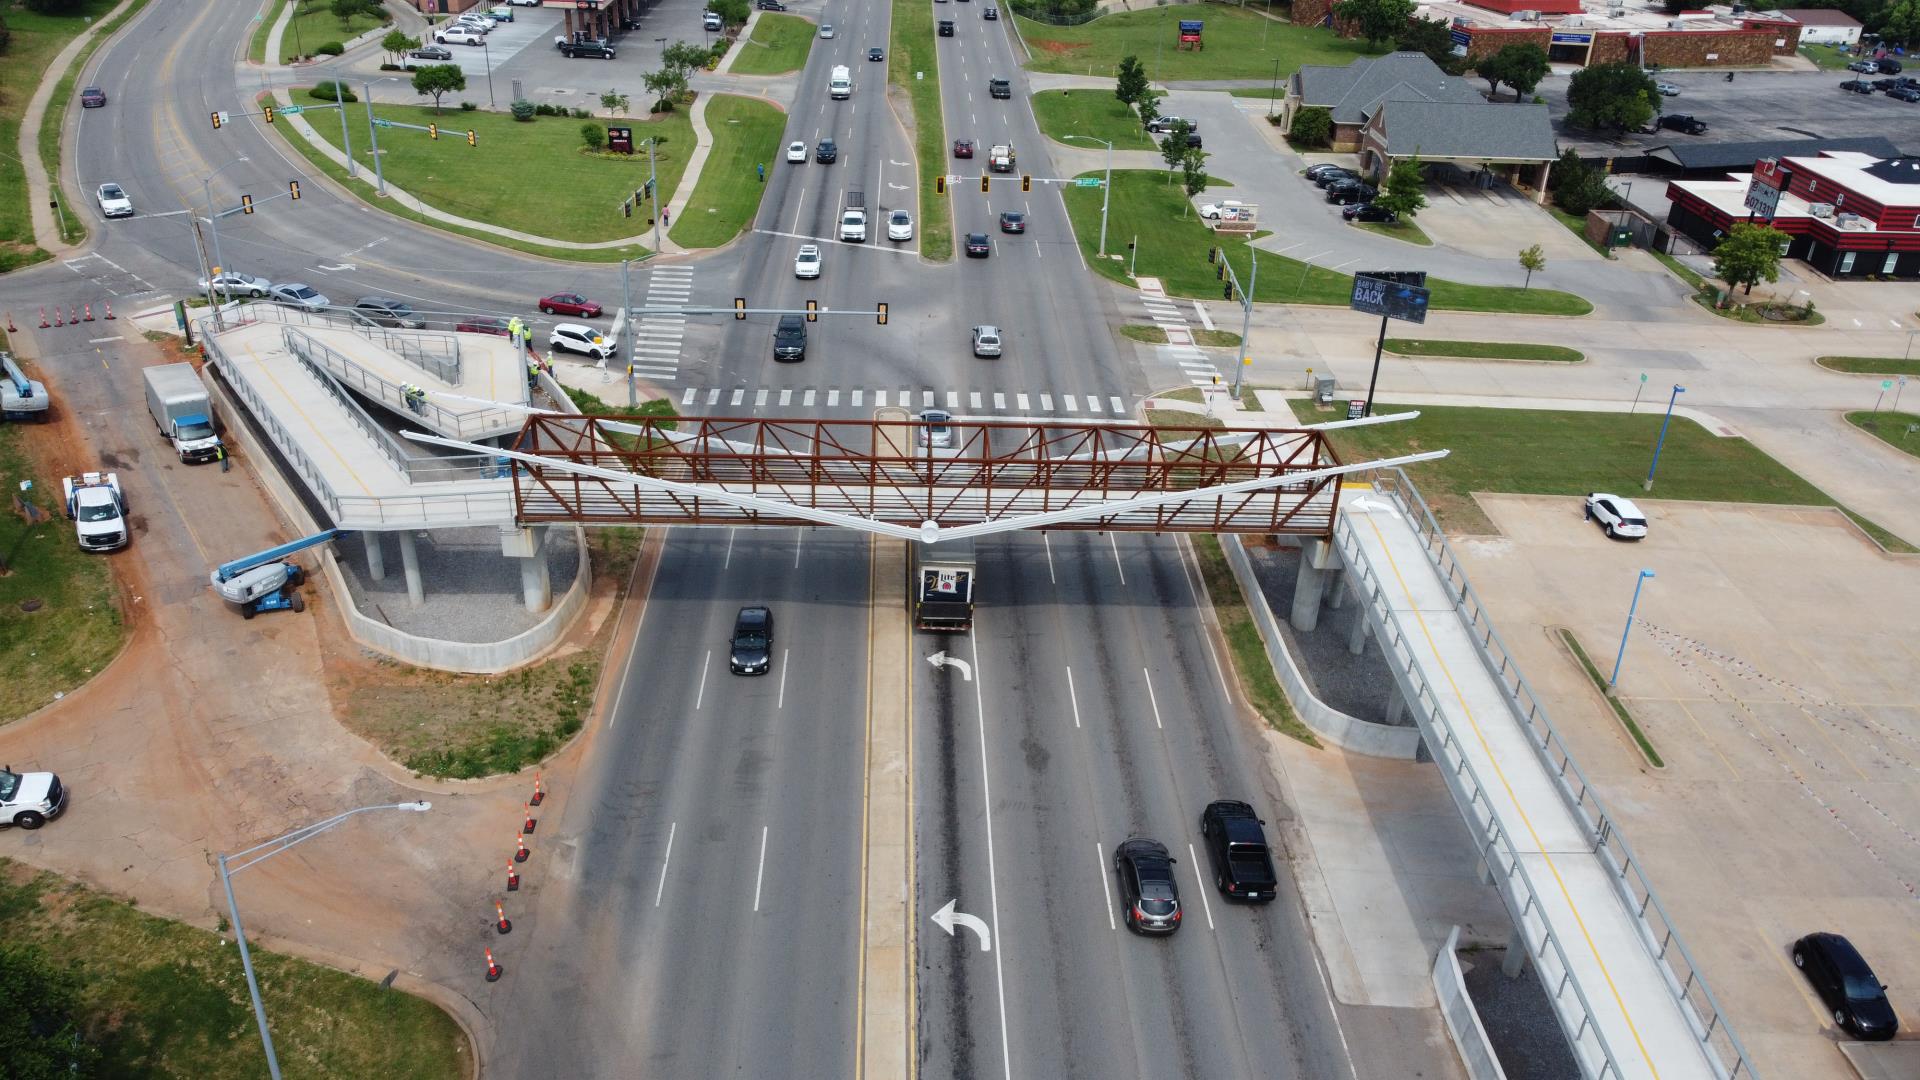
[1503,928,1529,979]
[1346,606,1369,656]
[1328,571,1348,610]
[1385,684,1408,726]
[501,524,552,613]
[364,531,387,582]
[397,530,425,607]
[1289,539,1338,633]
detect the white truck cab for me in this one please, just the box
[1,766,68,829]
[830,64,853,98]
[840,190,868,242]
[62,471,129,552]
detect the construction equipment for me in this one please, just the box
[209,529,339,618]
[61,472,128,552]
[143,364,223,463]
[1,352,50,422]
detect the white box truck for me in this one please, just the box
[829,64,853,98]
[911,538,975,631]
[143,363,223,464]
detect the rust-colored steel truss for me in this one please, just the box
[508,415,1343,536]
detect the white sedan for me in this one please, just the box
[198,272,273,297]
[794,243,822,279]
[819,23,835,37]
[786,140,807,163]
[267,282,330,310]
[96,182,133,218]
[888,209,914,241]
[1585,492,1648,540]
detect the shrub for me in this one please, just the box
[570,106,591,119]
[308,81,359,102]
[1289,106,1332,148]
[582,122,606,151]
[379,62,401,71]
[511,98,536,121]
[317,41,345,56]
[460,100,478,110]
[534,102,562,115]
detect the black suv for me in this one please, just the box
[938,19,954,35]
[773,314,806,361]
[989,77,1011,99]
[561,39,616,59]
[1113,837,1181,934]
[1793,932,1899,1040]
[1199,800,1278,902]
[1658,113,1708,135]
[728,607,774,675]
[1326,180,1376,205]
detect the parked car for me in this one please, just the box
[1145,115,1196,134]
[728,606,774,675]
[1325,181,1376,205]
[1655,81,1680,96]
[1312,167,1358,188]
[1,766,68,830]
[95,182,133,218]
[1584,492,1648,540]
[794,243,822,279]
[815,138,838,163]
[198,271,272,297]
[435,26,486,45]
[1199,800,1278,902]
[786,140,807,163]
[506,0,543,5]
[1304,162,1350,181]
[1848,59,1880,73]
[1342,202,1397,223]
[405,45,455,66]
[539,292,603,318]
[888,209,914,241]
[561,39,616,59]
[1841,79,1876,94]
[998,210,1026,233]
[755,0,787,9]
[1113,838,1181,934]
[952,138,975,158]
[971,325,1002,357]
[455,315,513,336]
[869,46,885,61]
[1793,933,1899,1040]
[1658,113,1708,135]
[353,296,425,329]
[1891,85,1920,102]
[773,314,806,361]
[549,323,614,360]
[267,282,329,310]
[984,5,998,16]
[918,409,953,448]
[80,85,107,108]
[964,232,990,257]
[1877,58,1903,73]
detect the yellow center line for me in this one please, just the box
[1358,508,1666,1079]
[242,341,376,495]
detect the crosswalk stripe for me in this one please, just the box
[1040,394,1053,410]
[922,390,934,408]
[780,389,793,406]
[872,390,884,406]
[756,389,769,407]
[851,389,863,406]
[1017,393,1029,410]
[709,388,722,405]
[1063,395,1079,412]
[682,387,697,405]
[993,392,1005,410]
[1110,396,1125,413]
[1086,395,1103,413]
[970,391,982,409]
[946,390,959,408]
[828,389,840,407]
[731,388,745,406]
[803,389,815,407]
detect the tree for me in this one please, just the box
[1334,0,1417,49]
[1496,43,1549,99]
[600,90,630,117]
[0,12,12,54]
[1396,17,1460,73]
[331,0,378,26]
[1181,145,1211,201]
[663,39,712,76]
[1289,106,1332,147]
[1136,87,1162,130]
[713,0,751,25]
[1566,62,1657,133]
[582,123,606,151]
[23,0,89,12]
[1115,54,1149,107]
[1159,123,1193,182]
[1883,0,1920,45]
[411,64,466,113]
[1517,244,1546,289]
[1374,155,1427,218]
[644,67,687,112]
[0,944,100,1079]
[381,29,419,64]
[1713,222,1786,295]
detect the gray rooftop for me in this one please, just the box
[1294,51,1484,125]
[1375,100,1560,162]
[1646,135,1908,170]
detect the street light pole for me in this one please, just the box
[1609,569,1656,686]
[1062,134,1111,258]
[622,257,635,406]
[1643,383,1685,491]
[334,80,356,178]
[200,155,250,281]
[483,35,496,108]
[218,801,432,1080]
[1233,250,1256,400]
[1267,57,1280,118]
[363,81,387,196]
[648,137,661,250]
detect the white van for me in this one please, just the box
[829,65,853,99]
[703,10,723,30]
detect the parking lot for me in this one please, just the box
[1544,67,1920,158]
[1452,495,1920,1078]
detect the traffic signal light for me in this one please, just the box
[466,130,477,147]
[734,298,747,320]
[288,180,301,200]
[876,302,888,326]
[935,175,946,196]
[1217,260,1226,280]
[210,111,222,129]
[980,175,990,193]
[623,198,632,218]
[1224,282,1234,301]
[241,194,255,215]
[1207,246,1216,264]
[1021,174,1031,193]
[263,105,275,124]
[805,299,819,324]
[429,123,439,140]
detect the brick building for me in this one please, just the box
[1762,7,1862,45]
[1665,153,1920,280]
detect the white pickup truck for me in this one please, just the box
[1,766,68,829]
[840,190,868,243]
[62,471,129,552]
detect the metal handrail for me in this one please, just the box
[230,301,463,383]
[200,327,345,522]
[278,325,518,442]
[1364,469,1758,1080]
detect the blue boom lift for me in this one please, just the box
[209,529,339,618]
[2,352,50,422]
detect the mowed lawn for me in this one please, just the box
[1030,90,1156,149]
[671,95,788,248]
[1062,171,1591,315]
[0,0,123,272]
[279,0,390,64]
[295,97,693,243]
[1017,4,1380,80]
[729,12,815,75]
[1287,400,1912,549]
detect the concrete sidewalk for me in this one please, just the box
[17,0,143,259]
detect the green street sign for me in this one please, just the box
[373,118,395,128]
[279,105,304,115]
[1075,177,1102,188]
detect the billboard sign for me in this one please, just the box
[1350,274,1431,324]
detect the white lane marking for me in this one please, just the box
[1307,925,1365,1080]
[1066,665,1081,729]
[725,527,736,569]
[681,387,697,405]
[780,388,793,406]
[1096,842,1116,930]
[655,821,677,907]
[1143,668,1164,730]
[695,649,713,710]
[1016,393,1030,411]
[605,539,657,730]
[993,392,1005,410]
[87,336,123,344]
[1186,843,1216,930]
[966,627,1015,1080]
[1109,533,1126,585]
[794,527,805,567]
[778,649,790,708]
[1042,532,1056,583]
[790,186,808,233]
[754,825,770,912]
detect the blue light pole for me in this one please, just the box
[1644,384,1686,491]
[1610,569,1656,686]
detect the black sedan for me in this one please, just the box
[1892,86,1920,102]
[80,85,107,108]
[1304,162,1349,181]
[1113,838,1181,935]
[1342,202,1397,223]
[998,210,1025,233]
[868,47,884,61]
[1793,932,1898,1040]
[1840,79,1876,94]
[964,232,991,257]
[815,138,838,163]
[1312,169,1359,189]
[1326,182,1377,205]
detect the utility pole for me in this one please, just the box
[334,80,356,177]
[648,138,661,251]
[1235,251,1256,400]
[622,258,636,406]
[191,218,221,330]
[363,82,387,196]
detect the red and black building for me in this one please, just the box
[1665,154,1920,280]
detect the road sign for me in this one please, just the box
[279,105,305,115]
[372,118,394,128]
[1744,177,1782,218]
[1075,177,1102,188]
[1350,274,1430,325]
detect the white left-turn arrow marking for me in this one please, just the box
[931,898,991,952]
[927,651,972,681]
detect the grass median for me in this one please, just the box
[729,13,815,75]
[670,95,786,248]
[249,0,284,65]
[1188,536,1316,746]
[0,857,469,1077]
[1383,338,1583,362]
[278,0,388,64]
[1286,399,1914,550]
[1846,410,1920,460]
[1030,90,1154,149]
[1064,170,1591,315]
[891,0,951,260]
[1559,629,1663,768]
[1122,324,1239,347]
[1353,218,1431,246]
[1016,4,1378,80]
[1820,356,1920,377]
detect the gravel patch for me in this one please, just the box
[1241,537,1409,726]
[332,526,581,643]
[1460,947,1583,1080]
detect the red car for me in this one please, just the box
[538,292,602,318]
[952,139,974,159]
[456,315,513,336]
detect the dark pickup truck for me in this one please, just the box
[1199,800,1278,902]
